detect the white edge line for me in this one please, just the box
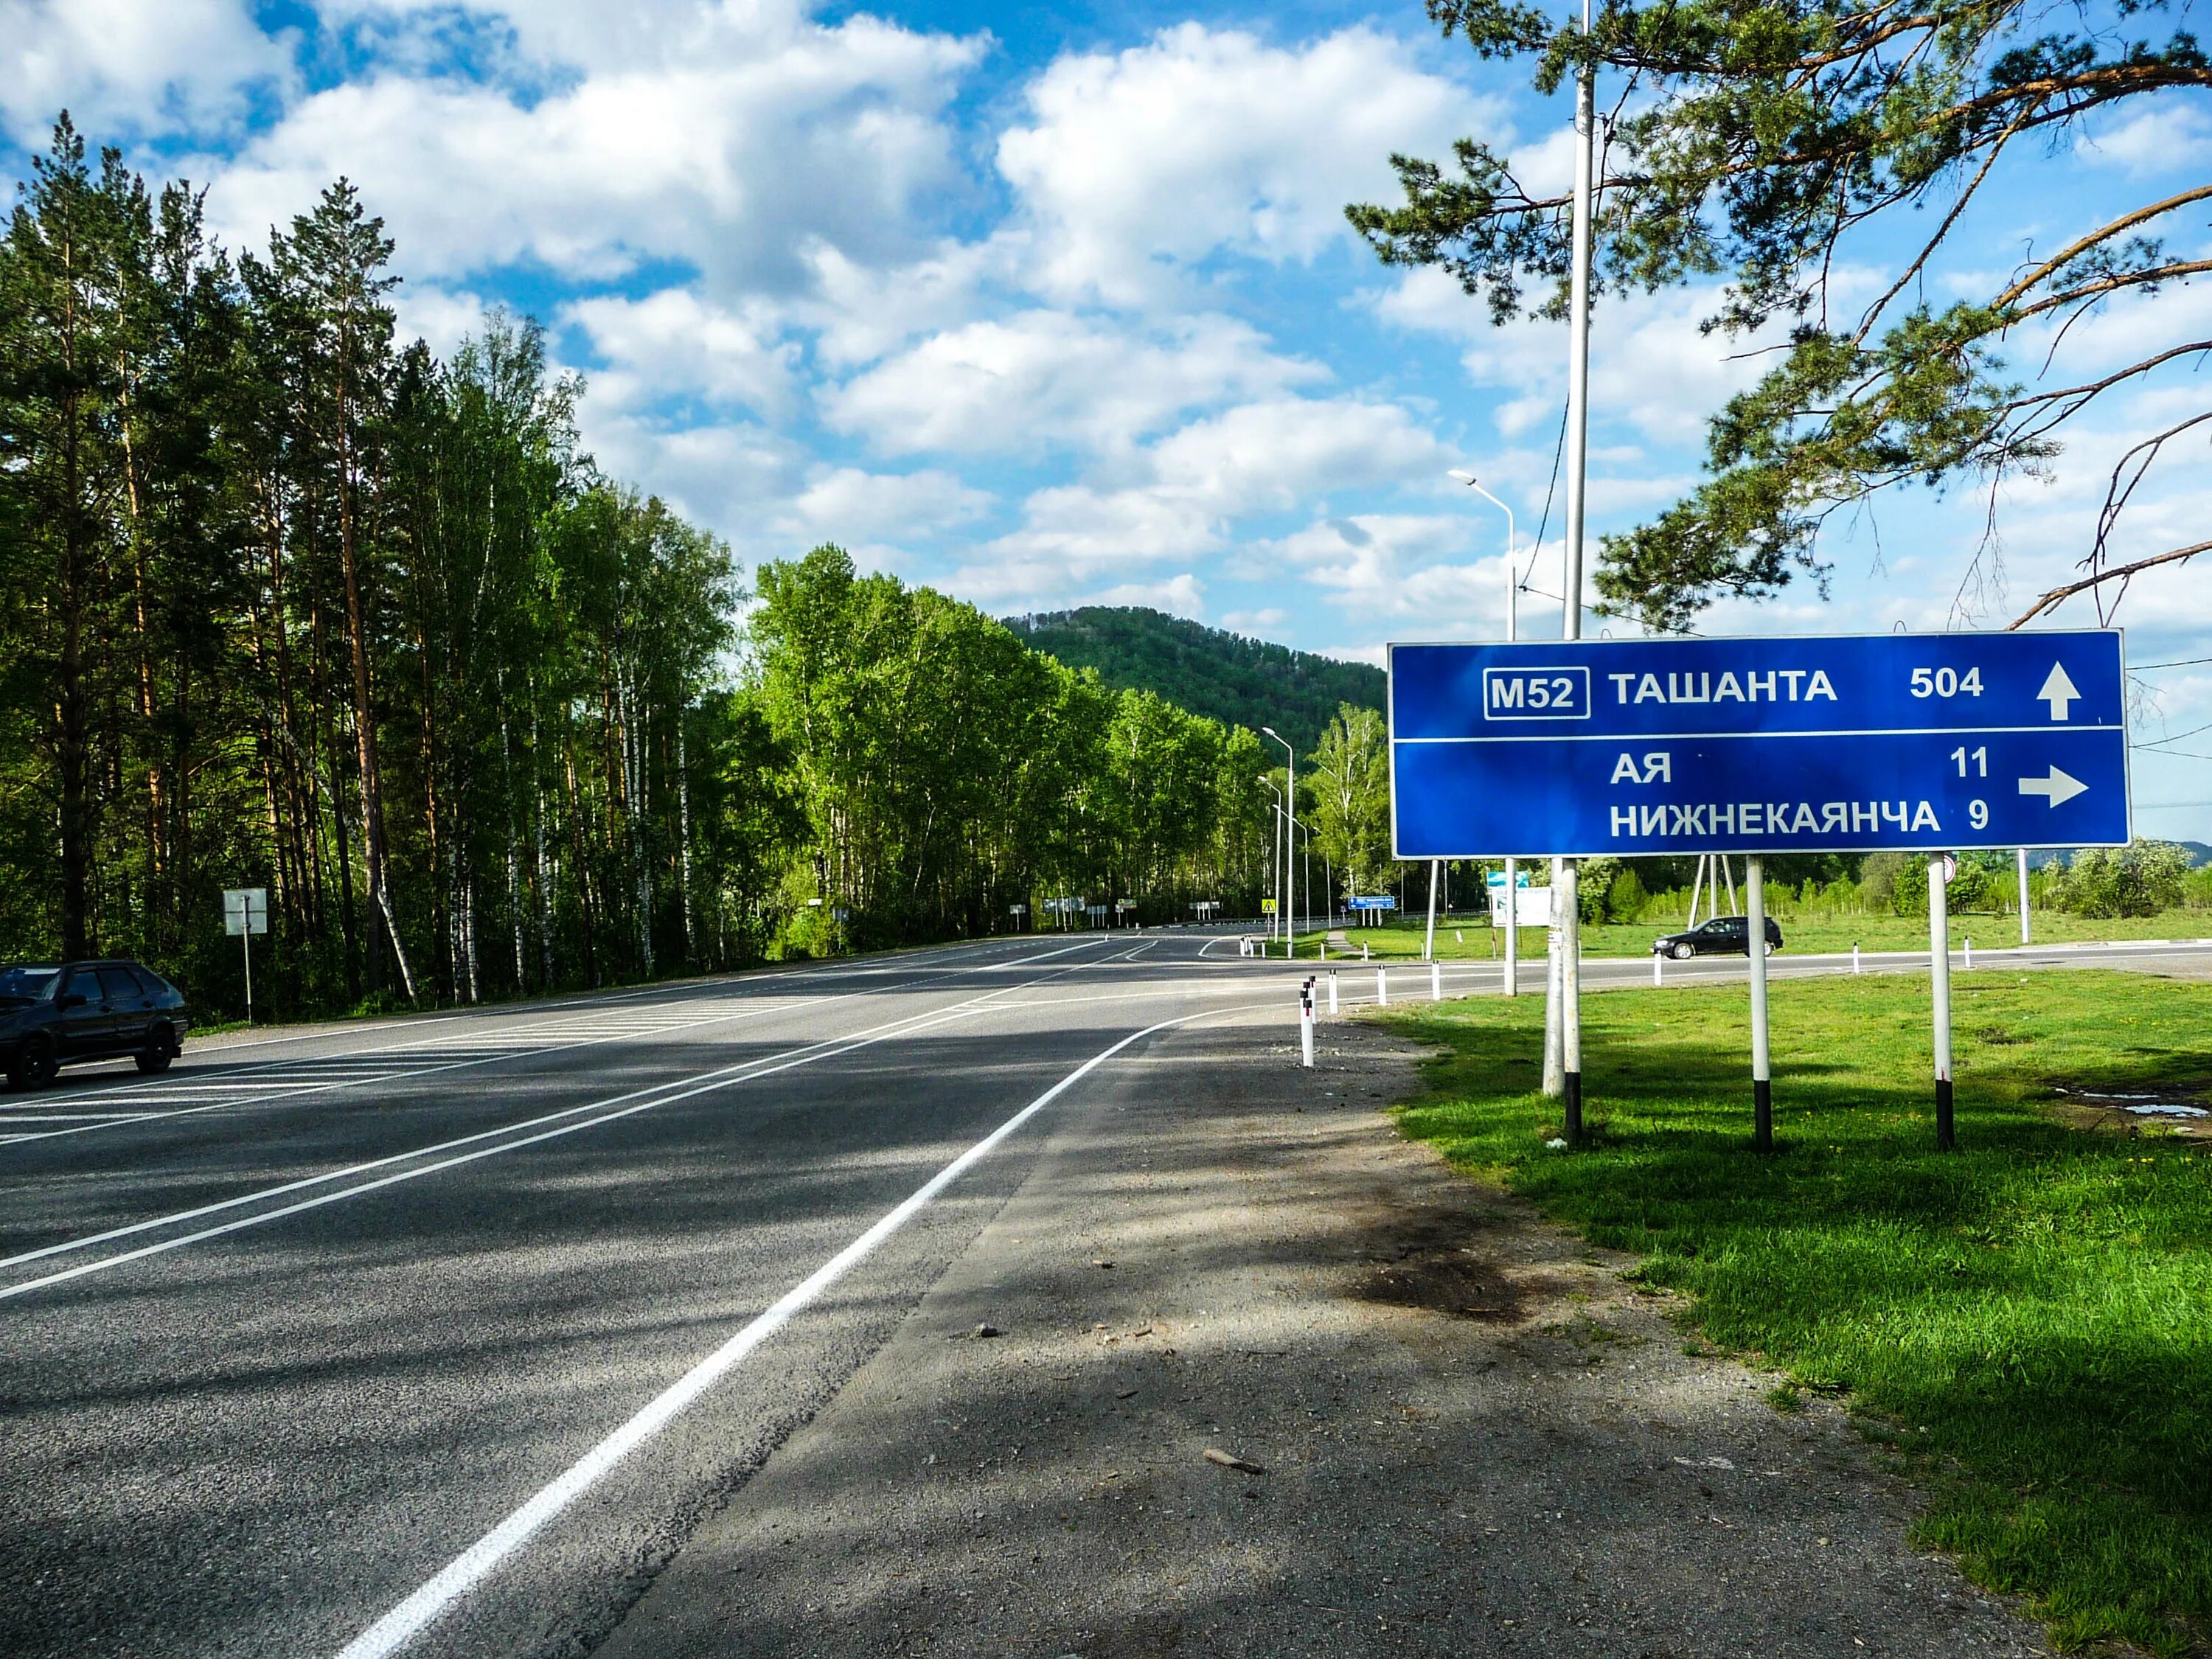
[0,944,1115,1293]
[0,997,1001,1294]
[331,1005,1222,1659]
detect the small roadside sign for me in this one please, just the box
[223,888,268,936]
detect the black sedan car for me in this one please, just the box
[0,959,190,1090]
[1652,916,1784,959]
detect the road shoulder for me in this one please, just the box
[595,1009,2048,1657]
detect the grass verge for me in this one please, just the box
[1382,969,2212,1656]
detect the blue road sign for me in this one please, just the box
[1390,630,2130,859]
[1346,895,1399,911]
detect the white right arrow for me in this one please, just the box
[2038,661,2080,721]
[2019,765,2088,807]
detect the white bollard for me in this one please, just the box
[1653,952,1663,986]
[1328,971,1339,1015]
[1377,968,1388,1006]
[1964,936,1972,970]
[1431,961,1442,1001]
[1318,939,1326,961]
[1301,978,1315,1068]
[1455,929,1464,944]
[1851,943,1860,975]
[1363,943,1370,962]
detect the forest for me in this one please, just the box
[1004,607,1385,759]
[0,119,1307,1021]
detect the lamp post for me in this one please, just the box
[1262,727,1296,957]
[1259,775,1284,942]
[1450,467,1529,998]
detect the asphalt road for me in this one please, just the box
[3,927,2204,1659]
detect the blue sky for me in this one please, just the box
[6,0,2211,836]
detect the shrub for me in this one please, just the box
[2049,839,2191,917]
[1607,866,1649,922]
[1858,851,1908,911]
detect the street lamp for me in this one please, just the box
[1450,467,1528,997]
[1258,774,1284,942]
[1447,469,1528,644]
[1260,726,1295,956]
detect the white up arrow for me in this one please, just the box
[2018,765,2088,807]
[2037,661,2080,721]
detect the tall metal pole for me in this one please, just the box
[1747,855,1772,1152]
[2017,846,2031,945]
[1551,0,1597,1144]
[1930,855,1955,1150]
[1262,729,1296,957]
[1425,859,1441,960]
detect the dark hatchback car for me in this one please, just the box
[1652,916,1784,959]
[0,960,190,1090]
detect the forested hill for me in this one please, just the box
[1003,608,1384,757]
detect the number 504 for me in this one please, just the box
[1913,666,1983,697]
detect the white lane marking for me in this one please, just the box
[0,949,1111,1298]
[29,936,1098,1106]
[1,944,1116,1150]
[0,998,813,1149]
[330,1004,1234,1659]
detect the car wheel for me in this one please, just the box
[1763,940,1776,956]
[17,1033,58,1091]
[1672,942,1694,960]
[136,1026,177,1074]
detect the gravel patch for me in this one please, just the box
[594,1009,2051,1658]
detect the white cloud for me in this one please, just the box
[983,397,1454,580]
[392,283,495,358]
[997,23,1497,305]
[566,289,796,417]
[826,312,1323,458]
[1378,266,1787,445]
[784,466,993,542]
[2076,103,2212,177]
[203,8,983,291]
[1,0,292,144]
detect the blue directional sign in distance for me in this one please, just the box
[1389,630,2129,859]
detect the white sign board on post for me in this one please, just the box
[1489,883,1552,928]
[223,888,268,935]
[223,886,268,1024]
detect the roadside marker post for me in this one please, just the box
[1852,944,1860,975]
[1300,978,1315,1068]
[1965,937,1973,971]
[1388,629,2130,1151]
[1930,855,1956,1151]
[1747,857,1772,1152]
[1431,961,1443,1001]
[2018,846,2031,945]
[1652,951,1662,987]
[1328,971,1339,1015]
[1377,969,1388,1007]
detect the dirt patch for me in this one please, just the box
[1345,1201,1550,1322]
[2048,1082,2212,1138]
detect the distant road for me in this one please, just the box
[0,927,2199,1658]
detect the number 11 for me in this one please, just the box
[1950,745,1987,777]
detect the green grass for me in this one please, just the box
[1325,905,2212,963]
[1381,970,2212,1655]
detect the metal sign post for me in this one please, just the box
[1931,852,1957,1150]
[1746,857,1772,1152]
[1389,629,2130,1149]
[223,887,269,1023]
[2017,847,2031,945]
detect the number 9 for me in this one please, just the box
[1969,799,1989,830]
